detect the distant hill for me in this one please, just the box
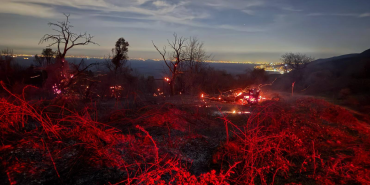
[310,53,358,65]
[360,48,370,57]
[15,57,256,78]
[270,49,370,100]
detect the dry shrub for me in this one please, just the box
[246,100,293,130]
[214,101,305,184]
[339,88,351,99]
[344,96,360,106]
[139,105,190,132]
[213,98,370,184]
[214,129,304,184]
[1,81,370,184]
[0,82,238,184]
[296,97,367,134]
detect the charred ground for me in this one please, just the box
[1,82,369,184]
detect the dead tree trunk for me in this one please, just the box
[153,33,186,96]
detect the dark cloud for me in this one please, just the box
[0,0,369,61]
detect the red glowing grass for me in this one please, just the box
[1,81,370,184]
[0,81,239,184]
[41,138,60,178]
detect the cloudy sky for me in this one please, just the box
[0,0,370,62]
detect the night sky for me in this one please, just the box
[1,0,370,62]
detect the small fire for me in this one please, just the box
[110,85,123,98]
[201,94,204,98]
[52,83,61,94]
[30,75,41,79]
[110,85,123,90]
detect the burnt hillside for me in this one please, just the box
[269,49,370,113]
[270,49,370,96]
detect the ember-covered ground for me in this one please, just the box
[1,87,370,184]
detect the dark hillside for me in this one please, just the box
[269,49,370,113]
[360,48,370,57]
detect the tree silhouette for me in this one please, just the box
[42,48,55,65]
[153,33,187,95]
[38,14,98,95]
[281,53,314,70]
[33,54,44,67]
[180,37,210,94]
[106,38,129,73]
[182,37,209,72]
[39,13,98,60]
[0,48,14,73]
[34,48,55,67]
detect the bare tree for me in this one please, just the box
[153,33,187,95]
[182,37,209,72]
[281,53,315,70]
[39,14,98,95]
[39,14,98,60]
[179,37,210,94]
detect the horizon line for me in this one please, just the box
[9,53,275,64]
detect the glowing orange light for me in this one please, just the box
[201,94,204,98]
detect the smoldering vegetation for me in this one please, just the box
[1,82,370,184]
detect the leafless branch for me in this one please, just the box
[39,13,98,59]
[152,41,174,74]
